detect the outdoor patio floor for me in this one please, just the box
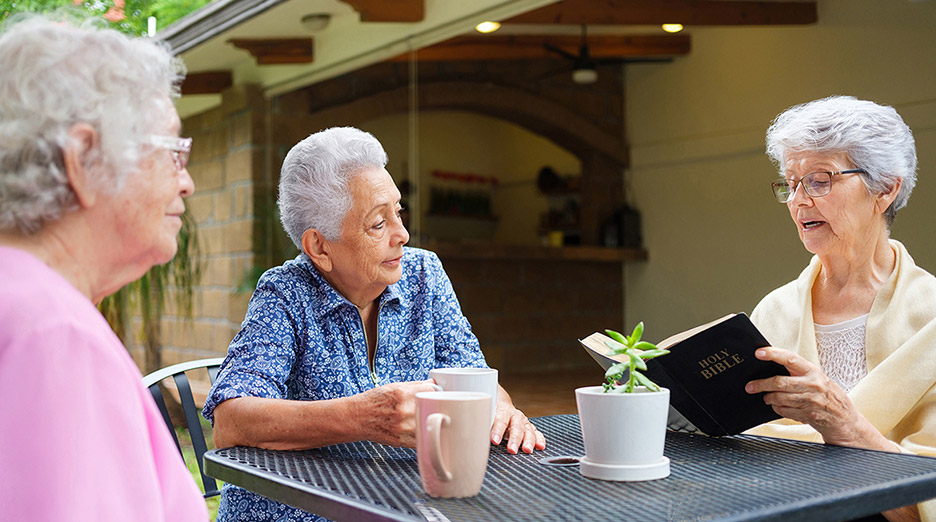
[499,368,598,418]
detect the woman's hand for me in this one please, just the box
[745,347,896,451]
[490,385,546,454]
[212,382,438,451]
[356,380,440,448]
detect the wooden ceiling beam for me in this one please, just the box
[338,0,424,22]
[228,38,313,65]
[506,0,817,26]
[387,34,690,62]
[180,71,233,95]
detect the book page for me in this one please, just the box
[656,314,736,350]
[579,332,629,367]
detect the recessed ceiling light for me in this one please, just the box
[301,14,331,33]
[475,21,501,34]
[661,23,684,33]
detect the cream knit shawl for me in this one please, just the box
[747,239,936,520]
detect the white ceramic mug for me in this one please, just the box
[416,391,492,498]
[430,367,498,426]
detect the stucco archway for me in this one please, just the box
[274,73,628,244]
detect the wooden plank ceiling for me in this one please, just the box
[505,0,817,25]
[339,0,424,22]
[402,0,815,62]
[198,0,815,92]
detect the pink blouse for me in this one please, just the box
[0,246,207,521]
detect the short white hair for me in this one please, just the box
[766,95,917,225]
[0,12,184,234]
[278,127,388,247]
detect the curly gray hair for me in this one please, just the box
[766,95,917,226]
[278,127,389,247]
[0,13,184,234]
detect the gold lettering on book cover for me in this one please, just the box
[697,349,745,380]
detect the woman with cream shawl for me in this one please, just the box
[745,96,935,522]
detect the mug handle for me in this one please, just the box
[426,413,453,482]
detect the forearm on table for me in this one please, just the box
[822,413,902,453]
[212,395,365,450]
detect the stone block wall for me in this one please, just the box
[437,254,625,374]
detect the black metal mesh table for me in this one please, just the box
[203,414,936,522]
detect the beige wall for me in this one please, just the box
[624,0,936,339]
[361,110,580,246]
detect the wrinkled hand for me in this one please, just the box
[744,347,868,446]
[490,386,546,454]
[358,380,439,448]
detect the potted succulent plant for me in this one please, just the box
[575,322,672,481]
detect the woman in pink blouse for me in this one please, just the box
[0,14,207,521]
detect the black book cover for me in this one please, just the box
[580,313,786,436]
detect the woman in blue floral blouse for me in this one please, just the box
[203,126,545,522]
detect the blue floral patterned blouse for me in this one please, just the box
[203,246,487,522]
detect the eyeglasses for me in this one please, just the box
[148,135,192,171]
[770,169,866,203]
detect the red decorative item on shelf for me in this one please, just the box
[429,170,498,217]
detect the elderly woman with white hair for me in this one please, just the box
[204,126,545,522]
[0,14,205,521]
[744,96,936,522]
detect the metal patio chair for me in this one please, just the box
[142,358,225,499]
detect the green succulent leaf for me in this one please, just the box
[634,371,661,392]
[605,362,627,380]
[631,322,644,343]
[632,341,658,352]
[639,349,671,360]
[603,339,627,355]
[629,352,647,371]
[605,329,628,346]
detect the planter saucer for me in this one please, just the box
[579,456,670,481]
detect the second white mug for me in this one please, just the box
[430,367,498,426]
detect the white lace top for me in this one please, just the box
[815,314,869,392]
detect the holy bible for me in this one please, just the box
[579,313,786,436]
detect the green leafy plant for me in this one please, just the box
[1,0,214,36]
[602,322,670,394]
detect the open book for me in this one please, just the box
[580,313,785,436]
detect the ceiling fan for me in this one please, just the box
[543,25,609,85]
[543,25,672,85]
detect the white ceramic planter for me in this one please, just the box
[575,385,670,481]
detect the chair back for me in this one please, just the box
[142,358,225,499]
